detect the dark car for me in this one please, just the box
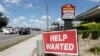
[19,28,31,35]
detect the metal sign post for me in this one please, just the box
[36,40,44,56]
[64,19,74,30]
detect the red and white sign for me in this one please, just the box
[61,4,75,19]
[43,29,78,55]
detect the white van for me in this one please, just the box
[2,27,13,34]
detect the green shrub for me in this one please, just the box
[81,22,99,30]
[78,30,87,35]
[82,31,90,39]
[98,30,100,37]
[76,25,89,30]
[89,46,100,55]
[77,22,100,30]
[44,53,57,56]
[77,30,82,35]
[91,30,98,40]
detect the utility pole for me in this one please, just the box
[45,0,49,31]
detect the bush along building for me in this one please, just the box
[75,5,100,39]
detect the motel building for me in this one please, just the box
[76,5,100,23]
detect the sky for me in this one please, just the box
[0,0,100,29]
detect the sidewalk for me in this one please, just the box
[0,34,42,56]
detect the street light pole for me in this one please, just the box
[45,0,49,31]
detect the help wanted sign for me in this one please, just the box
[43,29,78,55]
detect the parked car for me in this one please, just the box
[19,28,31,35]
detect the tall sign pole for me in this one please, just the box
[61,4,75,30]
[45,0,49,31]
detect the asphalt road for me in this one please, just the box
[0,34,19,44]
[0,31,41,46]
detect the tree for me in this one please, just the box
[0,13,9,28]
[51,22,59,31]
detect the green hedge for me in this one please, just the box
[89,46,100,55]
[91,30,99,40]
[82,31,90,39]
[78,30,90,35]
[78,30,100,39]
[76,26,88,30]
[76,22,100,30]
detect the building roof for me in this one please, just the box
[76,5,100,22]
